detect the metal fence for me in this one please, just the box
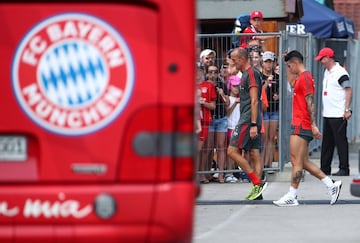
[196,31,359,178]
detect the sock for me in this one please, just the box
[248,172,261,185]
[321,176,334,188]
[288,186,298,199]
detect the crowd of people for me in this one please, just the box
[195,10,351,205]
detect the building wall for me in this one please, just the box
[334,0,359,39]
[196,0,287,19]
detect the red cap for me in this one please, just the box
[250,11,263,20]
[315,47,335,61]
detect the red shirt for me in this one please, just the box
[292,71,315,129]
[239,25,262,48]
[198,81,216,124]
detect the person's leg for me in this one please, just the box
[265,119,278,168]
[225,129,238,181]
[320,118,335,175]
[262,120,270,167]
[197,140,208,183]
[304,155,343,205]
[215,118,229,183]
[227,146,254,177]
[332,118,349,173]
[197,125,209,183]
[273,134,306,206]
[216,131,227,182]
[202,128,214,180]
[289,135,307,189]
[249,148,263,180]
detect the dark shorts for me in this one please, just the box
[229,123,262,151]
[291,125,313,143]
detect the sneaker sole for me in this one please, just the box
[273,200,299,207]
[330,180,342,205]
[248,182,268,200]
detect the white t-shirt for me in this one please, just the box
[322,63,350,118]
[227,96,240,129]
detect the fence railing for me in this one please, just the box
[196,31,359,179]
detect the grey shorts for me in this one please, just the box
[291,125,313,143]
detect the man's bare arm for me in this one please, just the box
[305,94,316,125]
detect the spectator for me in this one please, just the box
[248,39,263,56]
[261,51,280,170]
[225,49,242,82]
[220,62,230,82]
[315,47,353,176]
[203,64,230,183]
[250,50,262,72]
[228,48,267,200]
[199,49,216,68]
[196,66,216,184]
[196,67,216,183]
[273,50,342,207]
[225,75,241,183]
[240,11,272,51]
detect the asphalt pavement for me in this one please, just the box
[196,143,360,202]
[193,143,360,243]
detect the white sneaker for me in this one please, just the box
[273,193,299,207]
[329,180,342,205]
[225,175,238,183]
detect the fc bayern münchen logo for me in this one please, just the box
[12,13,135,135]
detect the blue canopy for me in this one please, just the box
[300,0,354,38]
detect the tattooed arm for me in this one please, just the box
[305,94,316,125]
[305,94,321,139]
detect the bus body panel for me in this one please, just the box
[0,1,196,242]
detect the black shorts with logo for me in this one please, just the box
[229,123,262,151]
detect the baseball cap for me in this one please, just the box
[250,11,263,20]
[315,47,335,61]
[227,75,241,90]
[200,49,216,59]
[262,51,275,61]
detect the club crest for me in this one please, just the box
[12,13,135,135]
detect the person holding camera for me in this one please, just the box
[202,64,230,183]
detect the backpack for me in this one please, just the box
[232,14,251,47]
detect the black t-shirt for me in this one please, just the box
[261,72,280,112]
[211,79,228,119]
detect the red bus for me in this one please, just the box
[0,1,198,242]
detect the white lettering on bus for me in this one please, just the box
[46,20,124,68]
[21,20,125,68]
[21,36,47,66]
[23,198,92,219]
[0,202,19,217]
[22,84,123,128]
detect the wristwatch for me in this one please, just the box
[250,122,257,127]
[345,108,352,114]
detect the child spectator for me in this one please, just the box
[225,75,241,183]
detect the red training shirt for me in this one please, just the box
[198,81,216,124]
[292,71,315,130]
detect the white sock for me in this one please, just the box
[321,176,334,188]
[288,186,298,199]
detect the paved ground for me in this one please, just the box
[193,143,360,243]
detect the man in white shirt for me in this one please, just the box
[315,47,352,176]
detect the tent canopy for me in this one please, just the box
[300,0,354,38]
